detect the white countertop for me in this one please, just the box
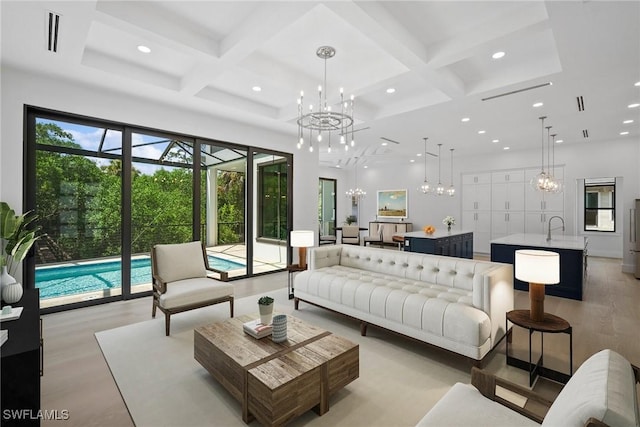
[403,230,473,239]
[490,233,587,250]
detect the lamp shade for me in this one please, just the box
[515,249,560,284]
[290,230,314,248]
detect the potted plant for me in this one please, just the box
[345,215,357,225]
[258,295,274,325]
[1,201,41,302]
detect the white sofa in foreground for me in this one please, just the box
[294,244,514,362]
[417,349,640,427]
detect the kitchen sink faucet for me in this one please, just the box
[547,216,565,242]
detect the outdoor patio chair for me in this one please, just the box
[151,241,234,336]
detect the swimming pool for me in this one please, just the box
[36,255,244,299]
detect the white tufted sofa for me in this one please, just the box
[294,244,514,362]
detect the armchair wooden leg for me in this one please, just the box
[229,298,234,318]
[165,313,171,336]
[152,300,157,318]
[294,298,300,310]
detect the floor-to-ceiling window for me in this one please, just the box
[200,141,248,278]
[32,116,124,308]
[252,152,289,274]
[26,107,292,312]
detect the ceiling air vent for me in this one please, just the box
[577,96,585,111]
[46,11,61,53]
[481,82,552,101]
[582,129,589,138]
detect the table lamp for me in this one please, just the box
[515,249,560,322]
[290,230,314,269]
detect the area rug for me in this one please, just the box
[96,288,498,426]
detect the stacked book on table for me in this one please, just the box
[243,319,272,339]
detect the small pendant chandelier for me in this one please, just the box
[418,137,432,194]
[435,143,445,196]
[548,133,563,193]
[531,116,549,191]
[446,148,456,197]
[346,157,366,201]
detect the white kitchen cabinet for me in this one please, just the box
[525,211,564,234]
[462,173,491,211]
[492,211,525,240]
[462,210,491,253]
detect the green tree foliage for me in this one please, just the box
[216,170,245,244]
[35,122,246,263]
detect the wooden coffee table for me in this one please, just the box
[194,314,359,426]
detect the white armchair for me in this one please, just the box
[151,241,234,336]
[417,349,640,427]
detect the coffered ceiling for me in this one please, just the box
[2,1,639,168]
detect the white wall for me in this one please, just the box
[1,66,319,276]
[341,138,640,266]
[3,66,639,273]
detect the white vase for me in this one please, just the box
[0,266,17,297]
[259,303,274,326]
[2,281,23,304]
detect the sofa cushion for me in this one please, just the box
[159,278,233,309]
[542,349,639,427]
[155,241,207,283]
[416,383,540,427]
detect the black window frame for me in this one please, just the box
[583,179,616,232]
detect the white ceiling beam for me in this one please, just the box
[323,2,465,102]
[218,3,315,64]
[425,3,550,69]
[94,2,219,59]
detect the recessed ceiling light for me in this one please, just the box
[417,153,422,156]
[335,165,341,168]
[461,117,470,122]
[410,159,415,163]
[620,131,630,135]
[364,165,368,168]
[492,51,505,59]
[556,139,563,143]
[623,119,634,124]
[635,81,640,87]
[628,103,640,109]
[478,130,486,134]
[386,88,396,94]
[137,45,151,54]
[381,142,388,146]
[492,139,499,143]
[503,146,510,150]
[533,102,544,108]
[252,86,262,92]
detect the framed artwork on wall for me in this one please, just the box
[377,189,408,218]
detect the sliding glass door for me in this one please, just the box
[27,108,293,312]
[252,152,290,273]
[200,141,248,278]
[34,117,123,308]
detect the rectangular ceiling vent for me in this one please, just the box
[46,11,61,53]
[582,129,589,138]
[481,82,552,101]
[577,96,585,111]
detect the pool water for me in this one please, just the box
[36,256,244,299]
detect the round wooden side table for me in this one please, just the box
[505,309,573,386]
